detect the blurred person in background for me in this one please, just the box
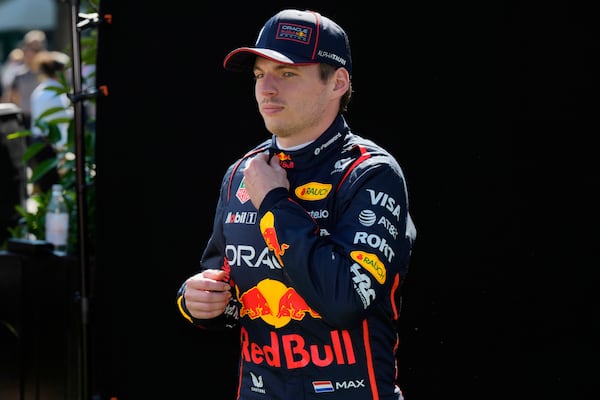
[28,50,73,193]
[6,29,48,129]
[0,47,24,102]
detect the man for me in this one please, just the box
[176,9,416,400]
[7,30,47,130]
[29,50,74,193]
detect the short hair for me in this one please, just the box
[33,51,70,77]
[319,63,353,114]
[21,30,47,52]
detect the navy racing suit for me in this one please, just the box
[177,115,416,400]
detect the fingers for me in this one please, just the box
[243,150,290,209]
[185,290,232,319]
[246,151,269,168]
[185,269,233,319]
[187,269,230,291]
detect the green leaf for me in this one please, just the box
[30,157,59,183]
[46,124,62,143]
[39,106,70,119]
[6,130,32,140]
[22,141,46,162]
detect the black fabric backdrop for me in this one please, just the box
[92,1,597,399]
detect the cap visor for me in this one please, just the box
[223,47,314,71]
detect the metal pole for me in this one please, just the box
[65,0,91,398]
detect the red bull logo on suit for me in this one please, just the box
[240,325,356,369]
[259,212,289,266]
[238,279,320,328]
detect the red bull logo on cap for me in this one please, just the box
[277,23,312,43]
[238,279,320,328]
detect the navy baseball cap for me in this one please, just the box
[223,9,352,75]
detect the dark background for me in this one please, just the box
[91,1,597,399]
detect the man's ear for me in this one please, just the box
[333,67,350,92]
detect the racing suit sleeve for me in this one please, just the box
[176,163,238,330]
[257,157,416,329]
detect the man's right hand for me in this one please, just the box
[243,151,290,209]
[183,269,232,319]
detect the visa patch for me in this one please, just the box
[312,380,334,393]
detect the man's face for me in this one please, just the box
[252,57,337,145]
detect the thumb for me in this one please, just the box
[203,268,228,281]
[270,154,283,169]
